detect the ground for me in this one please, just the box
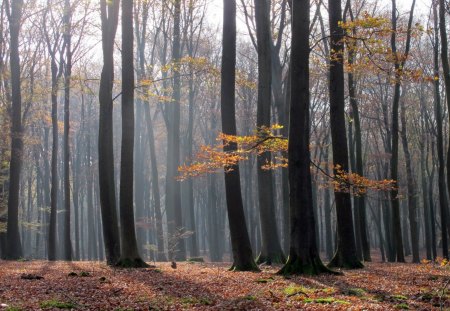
[0,258,448,310]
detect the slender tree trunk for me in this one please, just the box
[5,0,24,260]
[166,0,186,261]
[117,0,146,268]
[400,99,419,262]
[221,0,258,272]
[439,0,450,259]
[62,0,73,261]
[98,0,121,265]
[279,0,332,275]
[254,0,285,265]
[327,0,362,269]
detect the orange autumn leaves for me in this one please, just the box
[178,125,395,196]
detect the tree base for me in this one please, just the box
[278,255,340,276]
[255,252,286,265]
[115,257,149,268]
[229,261,260,272]
[327,252,364,269]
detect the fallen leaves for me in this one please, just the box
[0,258,448,310]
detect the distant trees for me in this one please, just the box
[0,0,448,270]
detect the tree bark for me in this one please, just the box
[254,0,285,265]
[327,0,363,269]
[5,0,24,260]
[98,0,121,265]
[116,0,146,268]
[439,0,450,259]
[279,0,332,275]
[221,0,258,272]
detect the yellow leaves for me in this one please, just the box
[179,126,396,196]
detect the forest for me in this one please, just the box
[0,0,449,310]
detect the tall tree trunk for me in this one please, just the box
[62,0,73,261]
[221,0,258,272]
[117,0,146,268]
[389,0,416,263]
[254,0,285,265]
[344,6,371,260]
[5,0,24,260]
[439,0,450,259]
[166,0,186,261]
[400,98,419,263]
[279,0,331,275]
[327,0,362,269]
[98,0,121,265]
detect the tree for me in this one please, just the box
[166,0,186,261]
[344,1,371,262]
[98,0,121,266]
[389,0,416,263]
[279,0,331,275]
[4,0,24,260]
[116,0,147,268]
[254,0,285,265]
[62,0,73,261]
[221,0,258,272]
[327,0,363,269]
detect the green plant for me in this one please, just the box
[39,299,75,309]
[394,303,409,309]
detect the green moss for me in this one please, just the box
[229,261,260,272]
[304,297,349,304]
[6,307,22,311]
[39,299,75,309]
[283,285,314,296]
[392,295,408,301]
[115,258,149,268]
[279,256,339,276]
[394,303,409,309]
[255,277,274,283]
[79,271,90,277]
[180,297,212,306]
[242,295,257,301]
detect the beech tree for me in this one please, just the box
[221,0,258,271]
[4,0,24,260]
[327,0,363,269]
[98,0,121,266]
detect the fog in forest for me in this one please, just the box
[0,0,447,275]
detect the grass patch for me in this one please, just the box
[283,285,314,296]
[394,303,409,309]
[39,299,76,309]
[242,295,257,301]
[392,295,408,301]
[304,297,350,305]
[79,271,90,277]
[180,297,212,306]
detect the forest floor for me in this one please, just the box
[0,257,448,310]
